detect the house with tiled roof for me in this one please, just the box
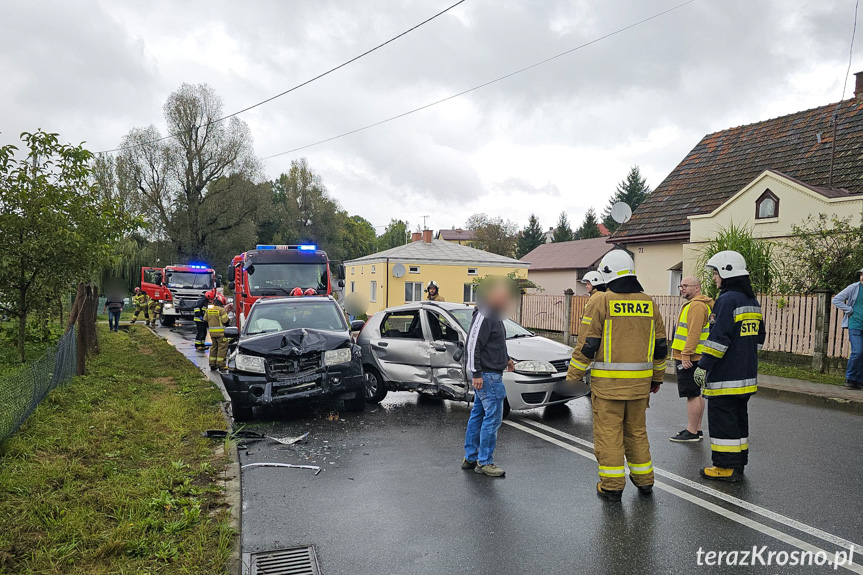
[520,237,613,295]
[612,72,863,294]
[435,228,476,246]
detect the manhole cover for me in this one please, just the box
[248,546,321,575]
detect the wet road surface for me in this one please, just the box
[158,324,863,574]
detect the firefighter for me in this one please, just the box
[578,271,606,296]
[695,250,765,483]
[147,297,163,328]
[193,290,215,350]
[566,250,667,501]
[207,294,230,370]
[426,281,445,302]
[130,287,150,325]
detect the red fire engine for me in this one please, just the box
[140,264,219,326]
[228,244,345,330]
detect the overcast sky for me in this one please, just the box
[1,0,858,234]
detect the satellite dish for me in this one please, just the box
[610,202,632,224]
[392,263,406,278]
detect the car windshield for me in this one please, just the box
[448,308,534,339]
[245,301,347,335]
[248,263,328,296]
[166,271,213,289]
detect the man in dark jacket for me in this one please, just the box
[194,290,215,350]
[462,278,515,477]
[103,293,125,333]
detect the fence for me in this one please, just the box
[0,327,77,444]
[517,291,851,361]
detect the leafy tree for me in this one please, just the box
[516,214,545,258]
[780,214,863,294]
[341,215,378,261]
[0,131,138,361]
[696,223,775,297]
[576,207,601,239]
[466,213,518,257]
[116,83,263,260]
[377,219,410,251]
[551,211,574,243]
[602,165,651,233]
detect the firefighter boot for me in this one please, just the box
[596,482,622,502]
[630,474,653,496]
[700,466,743,483]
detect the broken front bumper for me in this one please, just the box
[220,362,364,409]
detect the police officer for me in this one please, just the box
[207,294,230,370]
[567,251,667,501]
[578,271,606,297]
[194,290,215,351]
[695,250,765,483]
[426,281,445,302]
[130,287,150,325]
[148,297,163,329]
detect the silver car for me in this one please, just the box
[356,301,589,416]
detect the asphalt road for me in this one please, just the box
[158,323,863,575]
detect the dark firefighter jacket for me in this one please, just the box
[193,295,209,323]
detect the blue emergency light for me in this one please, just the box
[188,264,209,269]
[256,245,276,250]
[298,244,317,251]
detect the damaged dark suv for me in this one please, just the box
[220,296,365,420]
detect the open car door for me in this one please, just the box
[424,310,469,400]
[140,267,165,301]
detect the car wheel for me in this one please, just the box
[160,316,176,327]
[343,394,366,412]
[502,398,511,419]
[232,404,254,422]
[364,366,388,403]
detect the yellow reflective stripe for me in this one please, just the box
[628,461,653,474]
[653,361,667,371]
[741,443,749,451]
[210,328,225,333]
[592,369,653,379]
[703,385,758,396]
[710,443,748,453]
[734,312,763,322]
[569,358,589,370]
[647,319,655,361]
[598,466,625,477]
[581,316,592,325]
[702,346,724,358]
[603,319,612,362]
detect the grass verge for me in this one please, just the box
[759,361,846,387]
[0,325,232,574]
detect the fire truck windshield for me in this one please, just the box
[247,263,328,295]
[166,271,213,289]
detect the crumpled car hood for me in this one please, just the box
[239,328,350,356]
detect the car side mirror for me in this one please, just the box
[338,264,346,280]
[246,264,255,275]
[350,320,365,331]
[338,279,345,288]
[228,280,236,291]
[224,326,239,338]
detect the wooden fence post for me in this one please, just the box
[516,290,524,325]
[811,289,831,373]
[563,289,575,346]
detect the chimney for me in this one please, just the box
[422,229,433,243]
[855,71,863,100]
[411,232,422,243]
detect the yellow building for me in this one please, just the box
[344,230,529,315]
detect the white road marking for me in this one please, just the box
[505,420,863,573]
[514,417,863,554]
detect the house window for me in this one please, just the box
[371,265,376,273]
[464,283,478,303]
[668,269,682,296]
[351,267,355,275]
[370,281,377,302]
[350,281,355,293]
[467,268,478,276]
[409,266,420,274]
[755,189,779,219]
[405,282,423,302]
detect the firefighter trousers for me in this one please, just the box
[591,395,655,491]
[707,395,750,470]
[132,305,149,322]
[209,336,227,369]
[195,320,207,349]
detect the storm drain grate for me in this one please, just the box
[249,546,321,575]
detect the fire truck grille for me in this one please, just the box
[268,353,322,376]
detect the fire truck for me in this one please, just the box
[140,264,220,326]
[228,244,345,330]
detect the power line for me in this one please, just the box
[96,0,468,154]
[841,0,860,101]
[262,0,697,161]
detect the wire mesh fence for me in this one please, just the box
[0,326,77,444]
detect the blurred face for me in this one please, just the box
[479,278,515,313]
[859,272,863,284]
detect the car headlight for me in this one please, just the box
[163,303,173,309]
[235,353,266,374]
[513,360,556,375]
[324,348,352,366]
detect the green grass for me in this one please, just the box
[759,361,846,387]
[0,325,233,574]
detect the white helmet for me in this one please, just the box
[705,250,749,279]
[426,280,439,291]
[598,250,635,282]
[579,271,605,287]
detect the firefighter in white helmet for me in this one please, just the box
[567,250,667,501]
[695,250,766,482]
[426,280,445,302]
[579,271,606,297]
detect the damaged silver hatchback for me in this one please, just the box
[357,302,589,416]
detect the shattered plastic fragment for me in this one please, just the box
[241,462,322,475]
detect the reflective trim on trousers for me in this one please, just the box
[598,465,625,477]
[710,437,750,452]
[628,460,653,475]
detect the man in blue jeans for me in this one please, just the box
[832,267,863,389]
[103,293,125,333]
[462,279,515,477]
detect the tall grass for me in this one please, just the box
[696,223,776,296]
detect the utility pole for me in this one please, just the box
[422,215,429,230]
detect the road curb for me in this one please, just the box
[149,326,244,575]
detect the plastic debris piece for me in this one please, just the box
[241,462,321,475]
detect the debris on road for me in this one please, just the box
[202,429,310,445]
[241,462,322,475]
